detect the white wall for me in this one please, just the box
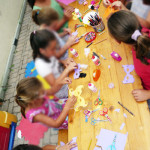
[0,0,24,96]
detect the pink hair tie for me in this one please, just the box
[131,30,142,41]
[33,30,36,34]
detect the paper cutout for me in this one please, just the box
[122,65,135,84]
[114,109,120,112]
[70,137,78,150]
[72,30,78,36]
[74,64,82,79]
[123,113,127,118]
[108,83,114,89]
[108,65,111,69]
[84,48,90,57]
[60,141,65,146]
[96,129,128,150]
[120,123,125,130]
[80,64,88,69]
[69,85,88,111]
[18,130,22,139]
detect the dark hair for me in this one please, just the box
[108,10,150,65]
[30,29,56,62]
[15,77,43,118]
[27,0,35,9]
[13,144,42,150]
[143,0,150,5]
[32,7,59,25]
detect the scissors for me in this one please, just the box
[84,108,100,117]
[91,118,108,125]
[94,90,103,106]
[99,107,112,122]
[107,135,117,150]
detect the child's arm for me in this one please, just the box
[55,35,77,59]
[59,28,71,38]
[33,96,77,128]
[56,1,74,12]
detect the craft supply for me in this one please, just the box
[84,48,90,56]
[83,11,96,25]
[94,38,107,45]
[91,55,101,66]
[83,5,95,14]
[70,137,78,150]
[91,118,108,125]
[120,123,125,130]
[78,0,85,4]
[96,129,128,150]
[99,107,112,122]
[70,48,79,57]
[111,51,122,61]
[108,65,111,69]
[85,31,96,42]
[72,12,78,20]
[107,135,117,150]
[123,113,127,118]
[88,83,97,92]
[75,24,84,30]
[100,54,106,60]
[84,108,100,118]
[85,115,88,122]
[88,139,92,150]
[118,101,135,116]
[93,69,101,81]
[80,64,88,69]
[74,64,81,79]
[69,85,88,111]
[84,1,88,5]
[79,73,86,78]
[114,109,120,112]
[86,42,93,48]
[93,52,99,58]
[108,83,114,89]
[99,30,105,36]
[94,90,103,106]
[72,30,78,36]
[77,32,88,40]
[104,6,119,18]
[122,65,134,84]
[74,8,83,22]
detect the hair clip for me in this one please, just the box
[36,11,40,15]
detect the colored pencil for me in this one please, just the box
[93,38,107,45]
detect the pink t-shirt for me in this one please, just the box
[132,27,150,90]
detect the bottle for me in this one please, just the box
[88,83,97,92]
[91,55,100,66]
[70,48,79,57]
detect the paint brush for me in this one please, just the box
[93,38,107,45]
[118,101,135,116]
[88,139,92,150]
[86,42,93,48]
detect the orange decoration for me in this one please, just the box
[104,6,119,19]
[93,69,101,81]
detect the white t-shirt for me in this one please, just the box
[35,56,62,78]
[131,0,150,19]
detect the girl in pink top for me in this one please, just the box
[15,77,77,129]
[107,10,150,106]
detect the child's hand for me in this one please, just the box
[66,61,78,72]
[63,28,72,35]
[65,5,75,13]
[61,77,72,85]
[103,0,111,6]
[111,1,127,10]
[67,35,79,47]
[58,141,77,150]
[64,9,72,20]
[65,95,77,109]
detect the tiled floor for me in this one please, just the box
[0,4,58,148]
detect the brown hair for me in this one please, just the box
[32,7,59,26]
[108,10,150,65]
[15,77,43,118]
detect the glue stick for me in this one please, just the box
[91,55,100,66]
[88,83,97,92]
[70,48,79,57]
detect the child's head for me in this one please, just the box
[32,7,59,30]
[13,144,42,150]
[108,10,150,65]
[30,29,56,62]
[15,77,44,118]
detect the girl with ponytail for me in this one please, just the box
[107,10,150,106]
[15,77,77,129]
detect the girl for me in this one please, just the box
[107,10,150,106]
[32,7,76,60]
[27,0,74,32]
[30,29,77,98]
[13,142,77,150]
[15,77,77,128]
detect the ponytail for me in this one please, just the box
[30,29,56,62]
[136,35,150,65]
[32,10,40,25]
[27,0,35,9]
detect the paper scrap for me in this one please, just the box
[80,64,88,69]
[72,30,78,36]
[108,65,111,69]
[18,130,22,139]
[70,137,78,150]
[123,113,127,118]
[114,109,120,112]
[120,123,125,130]
[96,129,128,150]
[84,48,90,57]
[60,141,65,146]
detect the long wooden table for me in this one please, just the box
[68,1,150,150]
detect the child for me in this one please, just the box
[32,7,76,60]
[13,142,77,150]
[30,29,77,98]
[15,77,77,128]
[107,10,150,107]
[27,0,74,32]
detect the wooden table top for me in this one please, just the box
[68,1,150,150]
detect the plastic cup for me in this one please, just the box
[92,19,105,33]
